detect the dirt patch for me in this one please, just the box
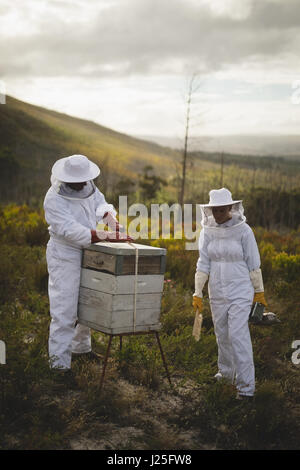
[62,374,213,450]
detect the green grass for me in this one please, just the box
[1,206,300,450]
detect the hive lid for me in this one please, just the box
[85,241,166,256]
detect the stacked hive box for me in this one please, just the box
[77,242,167,335]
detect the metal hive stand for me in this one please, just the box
[99,329,172,391]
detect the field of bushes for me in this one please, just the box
[0,204,300,450]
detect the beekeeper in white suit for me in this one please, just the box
[44,154,131,378]
[192,188,267,400]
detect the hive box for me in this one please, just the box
[77,242,166,335]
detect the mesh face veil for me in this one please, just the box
[50,174,96,200]
[200,201,246,229]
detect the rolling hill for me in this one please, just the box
[1,95,300,209]
[0,95,181,203]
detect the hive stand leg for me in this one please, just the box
[155,332,172,387]
[119,335,122,351]
[99,334,113,391]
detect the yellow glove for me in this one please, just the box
[253,292,267,307]
[192,296,203,313]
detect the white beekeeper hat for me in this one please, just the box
[201,188,242,207]
[51,154,100,183]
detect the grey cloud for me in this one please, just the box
[1,0,300,79]
[248,0,300,29]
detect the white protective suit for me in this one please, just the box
[44,177,116,370]
[196,201,260,396]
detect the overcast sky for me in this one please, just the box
[1,0,300,139]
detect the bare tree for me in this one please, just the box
[179,73,203,206]
[220,152,224,187]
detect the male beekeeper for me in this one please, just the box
[44,154,131,378]
[192,188,267,400]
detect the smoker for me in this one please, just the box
[77,241,171,389]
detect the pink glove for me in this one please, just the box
[103,212,124,232]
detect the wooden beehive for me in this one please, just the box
[77,242,166,335]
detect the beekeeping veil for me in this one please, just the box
[50,154,100,200]
[199,188,246,229]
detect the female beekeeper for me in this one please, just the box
[44,154,131,377]
[192,188,267,400]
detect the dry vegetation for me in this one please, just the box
[0,205,300,450]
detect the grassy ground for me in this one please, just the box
[1,285,299,450]
[0,207,300,450]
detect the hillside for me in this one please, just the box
[0,95,180,203]
[1,95,300,213]
[139,134,300,159]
